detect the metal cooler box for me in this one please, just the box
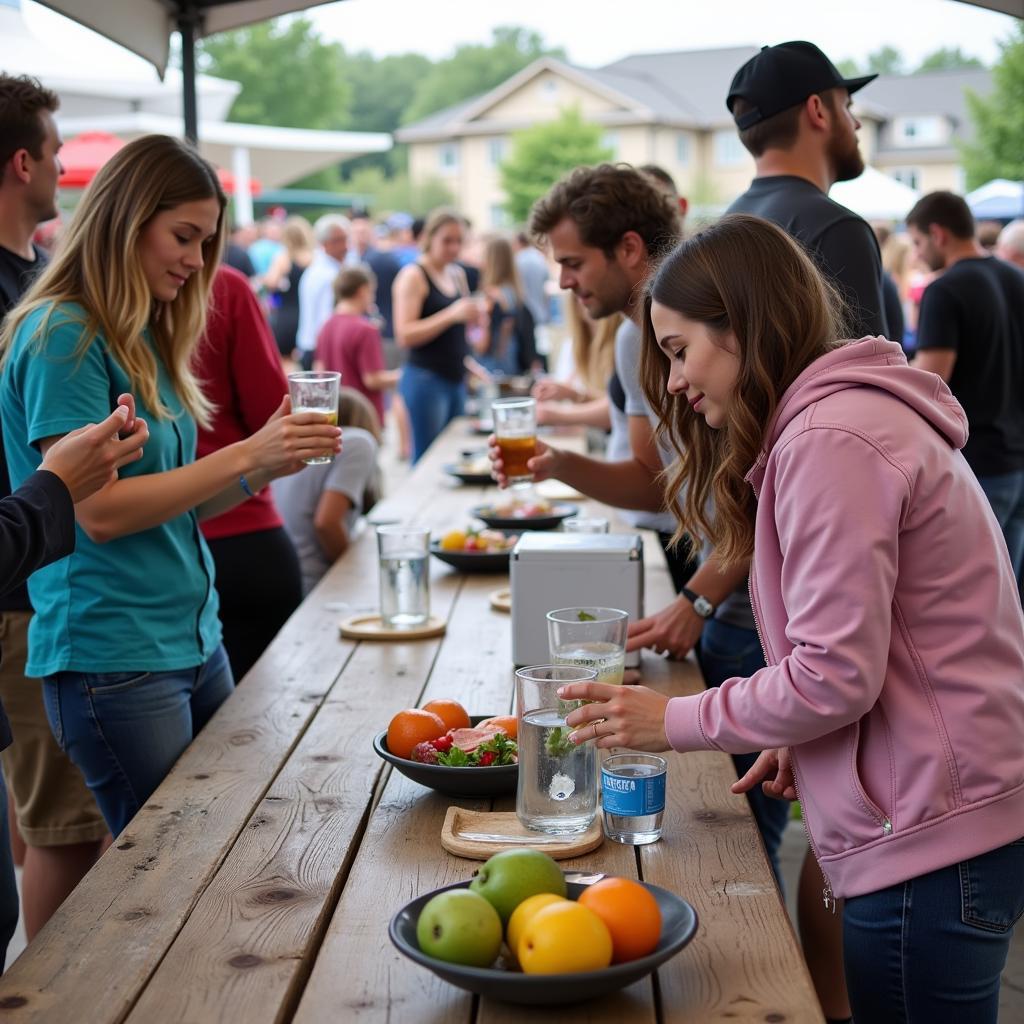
[510,532,644,667]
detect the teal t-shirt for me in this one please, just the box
[0,302,221,676]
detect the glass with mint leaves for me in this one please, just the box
[515,665,598,834]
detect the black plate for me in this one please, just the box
[373,715,517,797]
[430,539,515,574]
[389,876,698,1005]
[443,463,496,486]
[471,503,578,532]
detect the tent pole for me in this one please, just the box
[178,5,199,144]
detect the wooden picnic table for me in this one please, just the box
[0,420,822,1023]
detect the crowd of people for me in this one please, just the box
[0,32,1022,1024]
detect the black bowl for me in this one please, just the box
[373,715,518,797]
[430,539,515,574]
[471,503,578,532]
[443,463,497,487]
[389,876,698,1005]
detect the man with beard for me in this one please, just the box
[727,41,888,339]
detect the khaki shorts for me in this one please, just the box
[0,612,107,847]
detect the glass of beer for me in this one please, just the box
[287,371,340,465]
[492,396,536,487]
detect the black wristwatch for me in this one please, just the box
[681,587,715,619]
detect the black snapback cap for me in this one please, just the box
[727,41,877,130]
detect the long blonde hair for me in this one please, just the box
[0,134,226,425]
[281,215,314,261]
[639,215,846,567]
[565,296,619,396]
[481,235,523,301]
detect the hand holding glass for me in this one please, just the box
[287,371,340,465]
[492,397,536,486]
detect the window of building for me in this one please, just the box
[489,204,510,228]
[676,132,691,166]
[487,138,506,168]
[438,142,460,174]
[892,116,947,147]
[540,77,559,100]
[890,167,921,191]
[713,130,746,166]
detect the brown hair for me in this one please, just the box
[281,215,314,259]
[333,266,375,304]
[529,163,679,258]
[337,386,383,512]
[906,191,975,241]
[418,207,463,254]
[481,235,522,301]
[564,296,619,396]
[0,74,60,184]
[734,88,844,158]
[639,214,846,566]
[1,135,226,425]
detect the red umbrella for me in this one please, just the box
[59,131,124,188]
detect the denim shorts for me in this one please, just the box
[43,645,234,836]
[843,836,1024,1022]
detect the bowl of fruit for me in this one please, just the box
[431,528,518,573]
[374,700,518,797]
[389,849,699,1005]
[471,498,578,532]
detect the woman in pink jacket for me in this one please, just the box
[558,215,1024,1023]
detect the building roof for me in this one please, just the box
[397,46,993,143]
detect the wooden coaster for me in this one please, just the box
[339,614,447,641]
[440,807,604,861]
[489,588,511,614]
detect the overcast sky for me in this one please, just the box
[20,0,1019,73]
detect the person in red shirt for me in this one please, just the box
[314,267,397,425]
[195,265,304,680]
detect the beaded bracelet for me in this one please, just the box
[239,474,256,499]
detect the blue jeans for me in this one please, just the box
[43,646,234,836]
[398,363,466,463]
[976,468,1024,602]
[0,767,18,970]
[697,617,790,889]
[843,836,1024,1022]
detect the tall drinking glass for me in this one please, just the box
[547,607,628,687]
[492,397,536,487]
[376,525,430,629]
[515,665,598,834]
[287,370,341,465]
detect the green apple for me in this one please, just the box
[468,849,567,924]
[416,889,502,968]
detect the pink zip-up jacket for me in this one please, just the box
[665,337,1024,899]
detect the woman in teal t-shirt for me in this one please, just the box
[0,136,341,835]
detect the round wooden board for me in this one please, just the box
[339,613,447,641]
[441,807,604,861]
[489,588,511,613]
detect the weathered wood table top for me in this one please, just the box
[0,420,821,1023]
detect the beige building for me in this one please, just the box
[396,48,992,229]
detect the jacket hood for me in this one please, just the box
[746,337,968,488]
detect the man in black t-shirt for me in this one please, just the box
[726,41,888,340]
[908,191,1024,598]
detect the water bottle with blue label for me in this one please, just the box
[601,753,667,845]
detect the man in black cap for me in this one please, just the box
[726,41,888,340]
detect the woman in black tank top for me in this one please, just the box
[393,209,482,461]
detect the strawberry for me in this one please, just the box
[478,751,497,766]
[409,741,439,764]
[432,734,454,752]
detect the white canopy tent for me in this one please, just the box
[830,166,921,221]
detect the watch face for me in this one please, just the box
[694,596,714,618]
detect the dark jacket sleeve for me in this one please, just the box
[816,218,889,339]
[0,470,75,599]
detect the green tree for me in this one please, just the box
[916,47,984,73]
[866,46,905,76]
[499,107,614,224]
[403,27,564,124]
[200,17,350,130]
[344,166,455,217]
[962,24,1024,190]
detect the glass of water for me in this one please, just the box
[287,370,341,465]
[515,665,598,834]
[376,525,430,629]
[547,607,628,687]
[562,516,610,534]
[601,753,667,845]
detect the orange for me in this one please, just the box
[577,877,661,963]
[478,715,518,740]
[518,901,613,974]
[422,699,471,732]
[505,893,568,962]
[386,708,446,760]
